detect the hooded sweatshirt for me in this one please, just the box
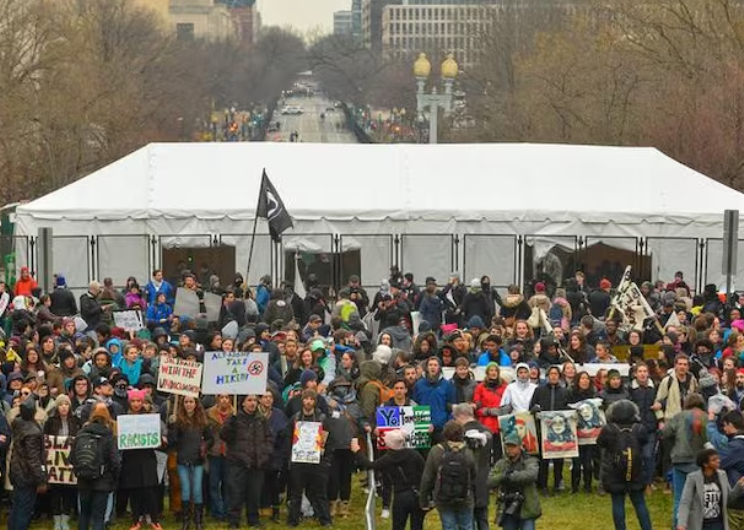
[501,362,537,413]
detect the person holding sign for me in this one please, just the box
[119,389,166,530]
[220,395,274,529]
[168,396,214,530]
[44,395,81,530]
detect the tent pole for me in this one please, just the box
[245,213,259,293]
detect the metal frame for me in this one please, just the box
[339,234,395,291]
[462,234,519,290]
[95,234,152,286]
[399,233,456,277]
[48,235,94,289]
[644,236,701,292]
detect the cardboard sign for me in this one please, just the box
[117,414,161,450]
[201,351,268,395]
[113,310,143,331]
[569,398,606,446]
[291,421,323,464]
[203,292,222,322]
[45,435,76,485]
[173,288,200,318]
[612,344,661,362]
[539,410,579,459]
[157,356,203,398]
[499,412,539,455]
[376,406,431,449]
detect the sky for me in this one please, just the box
[257,0,351,34]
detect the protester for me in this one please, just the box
[44,394,81,530]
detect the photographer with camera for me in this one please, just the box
[489,431,541,530]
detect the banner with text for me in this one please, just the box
[157,356,203,398]
[113,310,144,332]
[45,435,76,485]
[201,351,269,395]
[117,413,161,450]
[376,406,431,450]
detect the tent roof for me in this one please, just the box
[17,142,744,224]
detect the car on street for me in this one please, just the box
[280,106,303,115]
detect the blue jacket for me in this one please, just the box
[419,293,444,330]
[708,422,744,508]
[413,375,455,430]
[477,349,511,367]
[146,303,172,327]
[145,280,175,306]
[256,285,270,315]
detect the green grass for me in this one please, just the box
[28,478,673,530]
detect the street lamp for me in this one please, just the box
[414,52,458,144]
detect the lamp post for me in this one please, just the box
[414,53,459,144]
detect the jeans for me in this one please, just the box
[572,446,593,491]
[392,490,425,530]
[208,455,227,518]
[177,464,205,504]
[641,433,657,486]
[672,466,692,530]
[439,505,474,530]
[500,516,536,530]
[8,485,37,530]
[610,490,653,530]
[79,489,110,530]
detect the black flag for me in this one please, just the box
[256,170,293,241]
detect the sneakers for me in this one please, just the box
[381,508,390,519]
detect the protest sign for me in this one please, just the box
[117,414,161,450]
[539,410,579,459]
[499,412,539,455]
[45,435,76,485]
[201,351,268,395]
[569,398,605,445]
[113,310,143,331]
[157,356,203,398]
[291,421,323,464]
[578,363,631,378]
[376,406,431,449]
[612,344,661,362]
[203,292,222,322]
[173,287,200,318]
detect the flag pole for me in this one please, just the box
[245,169,264,293]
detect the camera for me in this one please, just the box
[497,491,525,524]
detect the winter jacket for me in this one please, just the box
[47,364,85,397]
[264,298,294,327]
[499,294,531,324]
[413,375,455,430]
[529,383,568,413]
[527,293,551,315]
[501,380,538,414]
[125,292,146,310]
[71,422,120,492]
[145,280,175,306]
[264,407,291,470]
[629,379,657,435]
[355,447,425,495]
[357,361,385,428]
[206,404,233,457]
[598,385,630,410]
[662,408,708,466]
[462,290,492,324]
[708,425,744,510]
[10,414,46,487]
[79,292,103,330]
[419,441,476,509]
[654,373,699,421]
[43,414,81,438]
[50,288,78,317]
[256,285,271,315]
[489,452,541,520]
[463,420,493,509]
[678,469,744,530]
[220,408,273,469]
[597,421,649,493]
[588,290,611,318]
[168,421,214,466]
[474,379,507,433]
[119,413,163,489]
[419,292,444,330]
[452,375,477,405]
[146,303,172,327]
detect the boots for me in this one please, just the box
[271,506,281,523]
[181,502,192,530]
[338,501,350,518]
[194,504,204,530]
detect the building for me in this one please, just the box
[362,0,402,51]
[382,2,493,67]
[351,0,363,39]
[334,10,353,35]
[216,0,259,44]
[169,0,237,41]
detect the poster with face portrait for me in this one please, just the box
[499,412,539,456]
[539,410,579,459]
[568,398,606,445]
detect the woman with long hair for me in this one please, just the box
[120,389,165,530]
[168,396,213,530]
[507,320,535,359]
[20,347,47,379]
[44,395,81,530]
[73,402,120,530]
[568,371,596,493]
[566,330,594,365]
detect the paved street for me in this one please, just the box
[270,95,358,143]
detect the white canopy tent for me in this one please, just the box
[13,142,744,291]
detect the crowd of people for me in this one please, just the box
[3,264,744,530]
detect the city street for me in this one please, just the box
[270,95,358,143]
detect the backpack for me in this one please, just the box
[612,427,643,483]
[435,444,472,504]
[72,431,107,480]
[369,380,395,404]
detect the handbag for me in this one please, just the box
[526,306,541,328]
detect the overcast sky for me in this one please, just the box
[257,0,351,33]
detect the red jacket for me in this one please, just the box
[473,380,506,433]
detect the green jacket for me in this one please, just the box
[489,452,541,521]
[419,441,477,509]
[662,408,707,466]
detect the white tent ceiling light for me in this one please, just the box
[13,142,744,288]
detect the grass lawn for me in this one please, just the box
[29,481,673,530]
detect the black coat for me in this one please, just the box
[168,422,214,466]
[10,417,46,487]
[462,291,493,324]
[597,422,648,493]
[463,420,493,509]
[220,409,273,470]
[119,447,159,489]
[588,290,611,319]
[71,422,120,492]
[80,292,103,330]
[50,288,78,317]
[354,447,425,496]
[629,381,657,434]
[44,414,82,438]
[529,383,569,413]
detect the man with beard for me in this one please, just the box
[275,337,300,378]
[413,357,455,444]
